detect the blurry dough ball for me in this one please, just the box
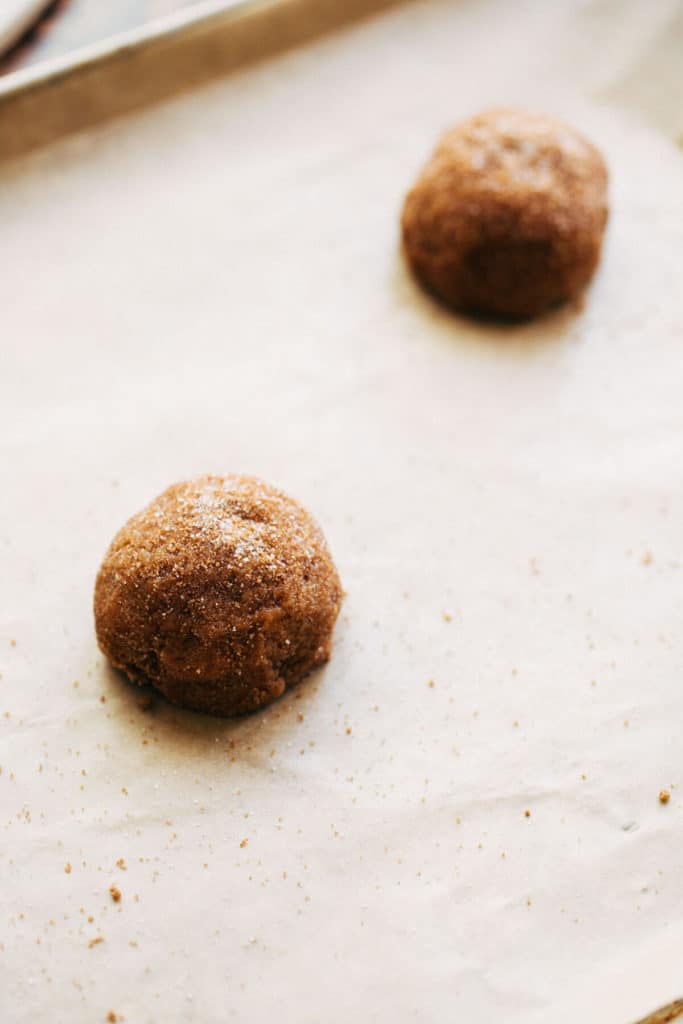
[402,108,608,318]
[94,475,342,717]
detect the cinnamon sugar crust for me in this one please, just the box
[94,475,342,717]
[402,108,609,318]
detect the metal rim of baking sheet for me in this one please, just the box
[0,0,406,162]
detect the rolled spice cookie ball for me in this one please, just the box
[401,108,609,318]
[94,475,342,717]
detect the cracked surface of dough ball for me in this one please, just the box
[94,475,342,717]
[402,108,609,318]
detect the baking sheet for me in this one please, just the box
[2,0,683,1021]
[0,1,207,73]
[0,0,404,161]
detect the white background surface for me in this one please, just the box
[1,1,683,1021]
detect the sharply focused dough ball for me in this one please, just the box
[94,475,342,717]
[402,108,609,318]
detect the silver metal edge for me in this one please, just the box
[0,0,407,160]
[0,0,269,101]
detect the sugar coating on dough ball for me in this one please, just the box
[94,475,342,717]
[402,108,609,318]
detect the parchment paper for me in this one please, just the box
[2,1,683,1021]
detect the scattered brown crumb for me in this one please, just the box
[659,790,671,805]
[99,695,107,704]
[239,839,248,849]
[116,858,127,871]
[297,712,305,722]
[88,936,104,948]
[107,1013,117,1023]
[64,863,72,874]
[10,639,16,647]
[345,726,352,735]
[524,810,531,818]
[427,680,435,689]
[642,551,654,565]
[109,885,121,903]
[442,611,453,622]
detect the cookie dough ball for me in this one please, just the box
[94,475,342,717]
[402,108,609,318]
